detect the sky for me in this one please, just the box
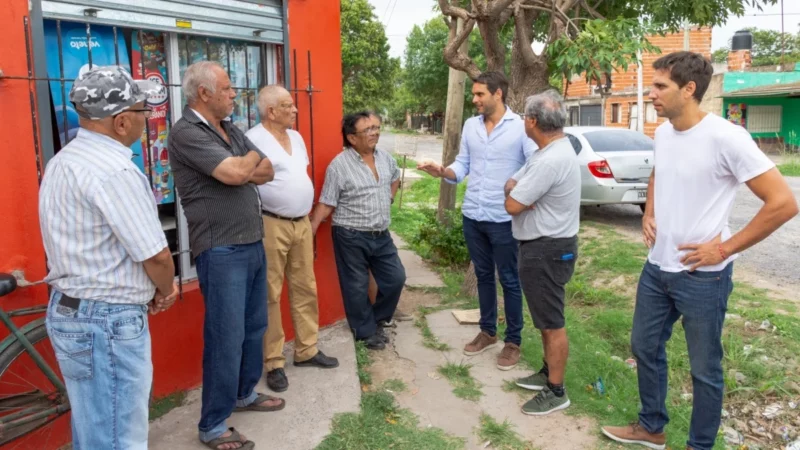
[367,0,800,60]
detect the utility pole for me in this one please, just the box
[437,17,470,223]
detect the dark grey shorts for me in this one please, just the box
[518,236,578,330]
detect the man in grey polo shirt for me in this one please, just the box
[504,90,581,416]
[169,61,282,450]
[310,111,406,350]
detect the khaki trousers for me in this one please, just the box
[262,215,319,371]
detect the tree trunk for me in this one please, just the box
[437,18,470,224]
[461,261,478,298]
[507,52,551,114]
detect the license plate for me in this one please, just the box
[637,190,647,199]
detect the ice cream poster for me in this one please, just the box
[726,103,747,127]
[132,31,175,205]
[43,20,147,173]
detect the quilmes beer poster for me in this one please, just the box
[43,20,147,175]
[132,31,175,204]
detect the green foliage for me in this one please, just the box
[712,48,729,63]
[548,18,662,87]
[411,208,470,267]
[340,0,400,113]
[404,19,452,114]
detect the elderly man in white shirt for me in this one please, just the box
[246,85,339,394]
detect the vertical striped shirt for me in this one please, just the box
[39,129,168,305]
[169,106,265,258]
[319,147,400,231]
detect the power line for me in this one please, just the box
[385,0,399,30]
[381,0,393,22]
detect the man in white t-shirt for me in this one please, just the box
[246,85,339,394]
[602,52,798,450]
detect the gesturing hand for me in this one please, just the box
[678,234,725,272]
[417,162,444,178]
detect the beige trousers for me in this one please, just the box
[262,215,319,371]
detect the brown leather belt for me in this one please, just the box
[262,210,306,222]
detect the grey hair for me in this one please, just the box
[524,90,567,133]
[257,85,291,117]
[182,61,222,105]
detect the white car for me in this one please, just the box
[564,126,654,213]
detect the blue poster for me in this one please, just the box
[44,20,146,173]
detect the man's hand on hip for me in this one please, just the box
[678,234,724,271]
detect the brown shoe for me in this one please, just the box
[463,331,498,356]
[601,423,666,450]
[496,343,520,370]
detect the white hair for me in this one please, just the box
[182,61,222,105]
[257,85,291,118]
[524,90,567,133]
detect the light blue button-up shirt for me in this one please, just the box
[447,106,536,223]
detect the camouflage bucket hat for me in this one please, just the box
[69,65,165,120]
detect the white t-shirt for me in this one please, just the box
[245,125,315,218]
[649,113,775,272]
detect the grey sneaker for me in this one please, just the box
[515,371,548,391]
[521,387,570,416]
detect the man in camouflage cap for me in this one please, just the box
[40,65,176,450]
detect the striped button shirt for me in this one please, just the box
[39,129,168,305]
[319,147,400,231]
[169,106,265,258]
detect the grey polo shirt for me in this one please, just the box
[319,147,400,231]
[169,106,265,257]
[509,136,581,240]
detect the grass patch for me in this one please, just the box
[414,313,451,351]
[149,391,187,421]
[318,391,464,450]
[394,153,418,169]
[476,414,533,450]
[355,341,372,387]
[383,378,408,393]
[438,362,482,401]
[777,158,800,177]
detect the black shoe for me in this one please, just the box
[378,319,396,328]
[266,368,288,392]
[376,327,390,343]
[362,334,386,350]
[294,350,340,369]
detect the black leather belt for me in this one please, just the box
[262,210,306,222]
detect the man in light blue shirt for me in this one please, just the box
[418,71,535,370]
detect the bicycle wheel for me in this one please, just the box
[0,323,71,449]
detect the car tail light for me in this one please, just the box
[588,160,614,179]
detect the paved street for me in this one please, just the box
[382,130,800,293]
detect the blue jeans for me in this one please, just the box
[196,243,268,442]
[331,227,406,339]
[46,290,152,450]
[462,216,523,345]
[632,261,734,450]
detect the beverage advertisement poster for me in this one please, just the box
[43,20,147,173]
[132,31,175,204]
[726,103,747,127]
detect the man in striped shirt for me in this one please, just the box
[311,111,406,350]
[169,61,281,450]
[39,66,177,450]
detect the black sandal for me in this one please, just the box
[201,427,254,450]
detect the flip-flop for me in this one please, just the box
[234,392,286,412]
[201,427,254,450]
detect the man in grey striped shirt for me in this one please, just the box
[39,66,177,450]
[310,111,406,350]
[169,61,282,450]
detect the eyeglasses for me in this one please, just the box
[354,126,381,136]
[115,107,154,119]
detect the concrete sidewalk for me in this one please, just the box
[148,320,360,450]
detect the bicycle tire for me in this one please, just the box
[0,323,70,446]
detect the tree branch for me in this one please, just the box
[580,0,605,20]
[519,3,580,34]
[490,0,517,16]
[438,0,471,21]
[513,6,538,67]
[443,17,481,79]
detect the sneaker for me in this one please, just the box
[601,423,666,450]
[497,343,520,370]
[266,368,288,392]
[521,387,570,416]
[516,371,548,391]
[463,331,498,356]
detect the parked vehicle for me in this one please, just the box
[564,126,654,213]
